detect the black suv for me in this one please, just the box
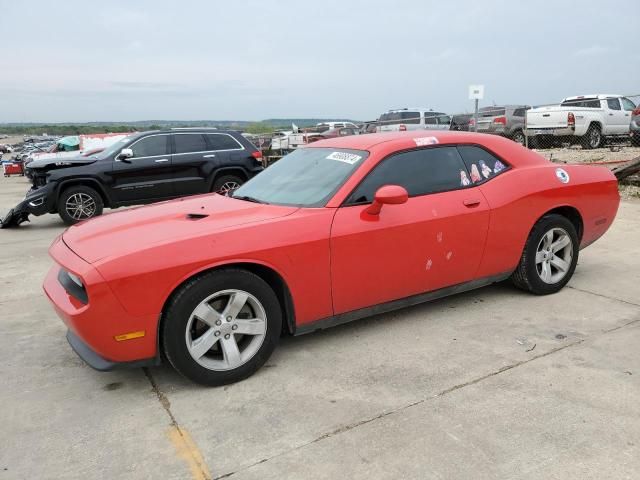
[15,129,263,225]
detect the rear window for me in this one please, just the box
[560,99,601,108]
[205,134,242,151]
[512,108,527,117]
[480,108,506,118]
[174,134,207,154]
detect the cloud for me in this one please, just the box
[574,45,611,57]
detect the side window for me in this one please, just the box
[437,115,451,125]
[607,98,621,110]
[513,108,525,117]
[174,134,207,154]
[346,147,468,204]
[402,112,421,125]
[457,145,508,184]
[205,134,242,151]
[424,116,437,125]
[621,97,636,111]
[130,135,169,158]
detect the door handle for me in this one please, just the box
[154,158,169,163]
[463,199,481,207]
[203,154,216,158]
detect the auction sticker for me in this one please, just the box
[326,152,362,164]
[414,136,439,146]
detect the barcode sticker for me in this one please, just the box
[326,152,362,164]
[414,137,439,146]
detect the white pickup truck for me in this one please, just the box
[525,94,636,149]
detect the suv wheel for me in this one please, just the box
[58,185,104,225]
[511,130,526,146]
[213,175,244,196]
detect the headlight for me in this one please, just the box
[58,269,88,304]
[67,272,84,288]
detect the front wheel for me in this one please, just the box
[511,214,579,295]
[511,130,526,146]
[162,269,282,386]
[57,185,104,225]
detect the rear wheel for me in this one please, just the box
[212,174,244,196]
[162,269,282,386]
[511,214,579,295]
[581,124,603,149]
[511,130,526,146]
[57,185,104,225]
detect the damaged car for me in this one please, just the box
[1,129,263,227]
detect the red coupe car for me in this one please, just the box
[44,131,619,385]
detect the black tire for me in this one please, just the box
[162,269,282,386]
[581,124,603,149]
[510,214,579,295]
[511,130,526,146]
[631,133,640,147]
[57,185,104,225]
[212,174,244,196]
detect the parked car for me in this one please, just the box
[631,105,640,146]
[2,129,262,227]
[376,108,451,132]
[450,114,472,131]
[42,130,619,385]
[270,130,294,150]
[359,121,379,134]
[469,105,529,145]
[0,144,14,153]
[306,126,360,143]
[525,94,636,149]
[315,121,359,132]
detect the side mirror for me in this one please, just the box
[364,185,408,216]
[116,148,133,162]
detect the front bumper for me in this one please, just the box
[0,183,56,228]
[44,236,160,367]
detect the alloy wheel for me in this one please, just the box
[589,129,601,148]
[535,227,573,284]
[217,181,240,196]
[185,289,267,371]
[65,193,97,220]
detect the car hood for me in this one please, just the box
[62,194,298,263]
[27,155,96,171]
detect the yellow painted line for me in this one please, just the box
[114,330,145,341]
[168,426,212,480]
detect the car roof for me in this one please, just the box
[137,128,240,135]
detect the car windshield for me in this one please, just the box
[89,134,140,159]
[232,147,368,207]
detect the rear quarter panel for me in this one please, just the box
[477,163,619,278]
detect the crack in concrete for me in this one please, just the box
[214,315,639,478]
[144,368,212,480]
[567,285,640,307]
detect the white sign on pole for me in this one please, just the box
[468,85,485,100]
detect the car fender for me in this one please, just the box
[57,177,113,206]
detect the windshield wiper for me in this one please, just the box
[232,194,268,204]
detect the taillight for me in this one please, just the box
[469,118,475,127]
[568,112,575,127]
[633,107,640,116]
[251,150,263,161]
[399,124,407,131]
[493,116,506,125]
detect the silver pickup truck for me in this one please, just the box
[525,94,636,149]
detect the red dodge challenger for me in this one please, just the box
[44,131,620,385]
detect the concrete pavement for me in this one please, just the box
[0,174,638,479]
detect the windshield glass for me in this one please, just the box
[232,147,368,207]
[90,134,140,160]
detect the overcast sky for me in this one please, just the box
[1,0,638,122]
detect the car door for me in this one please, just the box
[170,132,211,196]
[110,133,173,204]
[605,98,628,134]
[330,146,490,315]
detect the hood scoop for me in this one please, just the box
[186,213,209,220]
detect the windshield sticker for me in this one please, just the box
[326,152,362,164]
[479,160,492,179]
[414,136,439,146]
[493,160,506,173]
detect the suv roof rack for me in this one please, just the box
[170,127,219,130]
